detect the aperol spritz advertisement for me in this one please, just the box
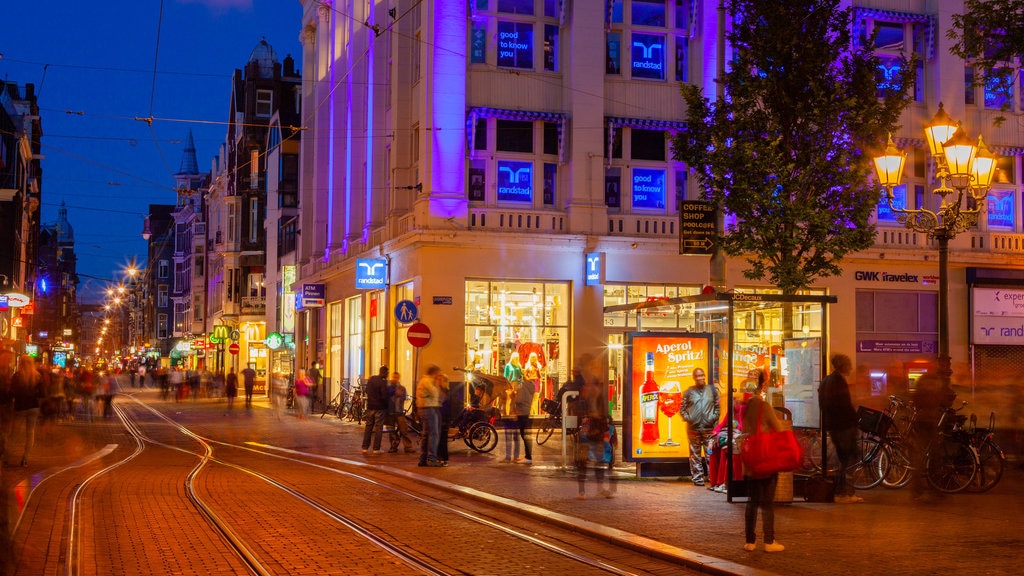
[623,332,713,462]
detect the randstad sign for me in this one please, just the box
[355,258,388,290]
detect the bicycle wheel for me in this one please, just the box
[966,438,1005,493]
[535,416,556,445]
[848,436,885,490]
[467,422,498,453]
[925,437,976,493]
[804,433,840,474]
[879,439,913,489]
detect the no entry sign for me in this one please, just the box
[407,322,431,348]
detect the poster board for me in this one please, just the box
[782,337,821,428]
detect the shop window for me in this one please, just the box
[464,280,570,410]
[632,168,666,209]
[496,119,533,152]
[631,128,666,161]
[469,159,486,202]
[497,160,533,203]
[987,189,1014,229]
[632,0,666,27]
[631,33,666,80]
[470,20,487,64]
[607,32,622,75]
[497,21,534,69]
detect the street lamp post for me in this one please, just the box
[873,103,998,388]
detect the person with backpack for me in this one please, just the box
[10,354,46,467]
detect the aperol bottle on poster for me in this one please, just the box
[639,352,660,443]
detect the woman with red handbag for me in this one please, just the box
[740,370,785,553]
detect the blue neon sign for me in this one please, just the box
[632,168,666,209]
[632,33,665,80]
[497,160,533,202]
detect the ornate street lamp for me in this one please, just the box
[873,103,998,388]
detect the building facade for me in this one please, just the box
[290,1,1022,438]
[36,203,80,365]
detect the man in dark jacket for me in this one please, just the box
[682,368,720,486]
[361,366,391,454]
[818,353,861,503]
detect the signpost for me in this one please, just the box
[407,322,431,348]
[679,200,716,255]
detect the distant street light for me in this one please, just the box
[873,103,998,389]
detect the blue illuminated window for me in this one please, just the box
[632,33,665,80]
[497,21,534,69]
[498,0,533,15]
[876,184,906,222]
[675,36,688,82]
[607,32,622,75]
[544,24,559,71]
[543,163,556,205]
[632,168,666,209]
[984,68,1013,110]
[876,56,905,98]
[988,190,1014,228]
[633,0,666,27]
[497,160,534,203]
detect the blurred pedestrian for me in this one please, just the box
[387,371,415,453]
[818,353,862,503]
[0,349,14,463]
[293,369,312,419]
[741,371,785,552]
[9,355,46,467]
[574,359,616,499]
[169,367,184,402]
[682,367,720,486]
[910,365,955,501]
[362,366,390,455]
[225,369,238,412]
[100,371,118,419]
[416,365,447,467]
[271,372,288,419]
[513,373,535,465]
[241,363,257,408]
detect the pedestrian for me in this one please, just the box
[416,365,448,467]
[100,370,118,419]
[293,369,312,419]
[0,349,15,463]
[75,368,95,421]
[271,372,288,419]
[241,363,257,408]
[225,369,238,411]
[909,364,955,502]
[575,358,616,499]
[681,367,720,486]
[9,354,46,467]
[513,371,535,465]
[387,371,415,453]
[362,366,390,455]
[308,361,323,411]
[169,367,184,402]
[818,353,863,503]
[741,370,785,552]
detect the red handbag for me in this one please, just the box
[740,403,803,477]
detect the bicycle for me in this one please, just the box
[536,398,581,448]
[881,401,979,494]
[846,395,916,490]
[406,405,499,453]
[320,390,344,419]
[965,411,1005,493]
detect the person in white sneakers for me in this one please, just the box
[741,371,785,553]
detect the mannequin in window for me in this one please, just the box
[521,352,543,414]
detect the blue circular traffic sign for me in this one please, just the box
[394,300,418,324]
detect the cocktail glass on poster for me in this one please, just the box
[658,381,681,447]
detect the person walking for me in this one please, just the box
[741,370,786,552]
[575,363,616,499]
[387,372,415,453]
[0,349,15,464]
[293,369,312,419]
[818,353,862,503]
[909,365,955,501]
[681,367,720,486]
[225,369,239,412]
[241,364,257,408]
[513,373,535,465]
[9,355,46,467]
[362,366,390,455]
[271,372,288,419]
[416,365,447,467]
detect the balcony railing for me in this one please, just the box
[241,296,266,314]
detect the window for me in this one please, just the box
[605,167,622,210]
[256,89,273,117]
[474,118,487,150]
[250,149,260,188]
[228,203,237,242]
[543,24,558,72]
[497,160,533,203]
[158,314,168,339]
[607,32,622,75]
[469,159,486,201]
[675,169,687,208]
[249,197,259,243]
[675,36,688,81]
[543,163,556,205]
[497,21,533,69]
[674,0,689,31]
[497,0,533,15]
[496,120,533,152]
[984,67,1014,110]
[988,189,1014,229]
[158,260,169,279]
[868,18,925,102]
[631,129,666,161]
[471,20,487,64]
[965,66,977,105]
[631,33,666,80]
[158,285,168,308]
[249,273,265,297]
[633,0,666,27]
[876,184,907,223]
[543,122,558,155]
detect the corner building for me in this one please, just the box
[294,1,1024,434]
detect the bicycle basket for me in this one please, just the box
[541,398,560,416]
[857,406,893,438]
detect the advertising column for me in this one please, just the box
[623,332,713,473]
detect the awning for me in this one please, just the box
[467,107,569,163]
[606,116,687,166]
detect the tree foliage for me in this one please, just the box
[948,0,1024,123]
[671,0,913,294]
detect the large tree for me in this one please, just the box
[949,0,1024,123]
[672,0,913,294]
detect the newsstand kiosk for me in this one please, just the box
[607,291,836,502]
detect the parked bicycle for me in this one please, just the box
[405,403,499,453]
[966,411,1005,493]
[536,398,579,448]
[878,400,979,494]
